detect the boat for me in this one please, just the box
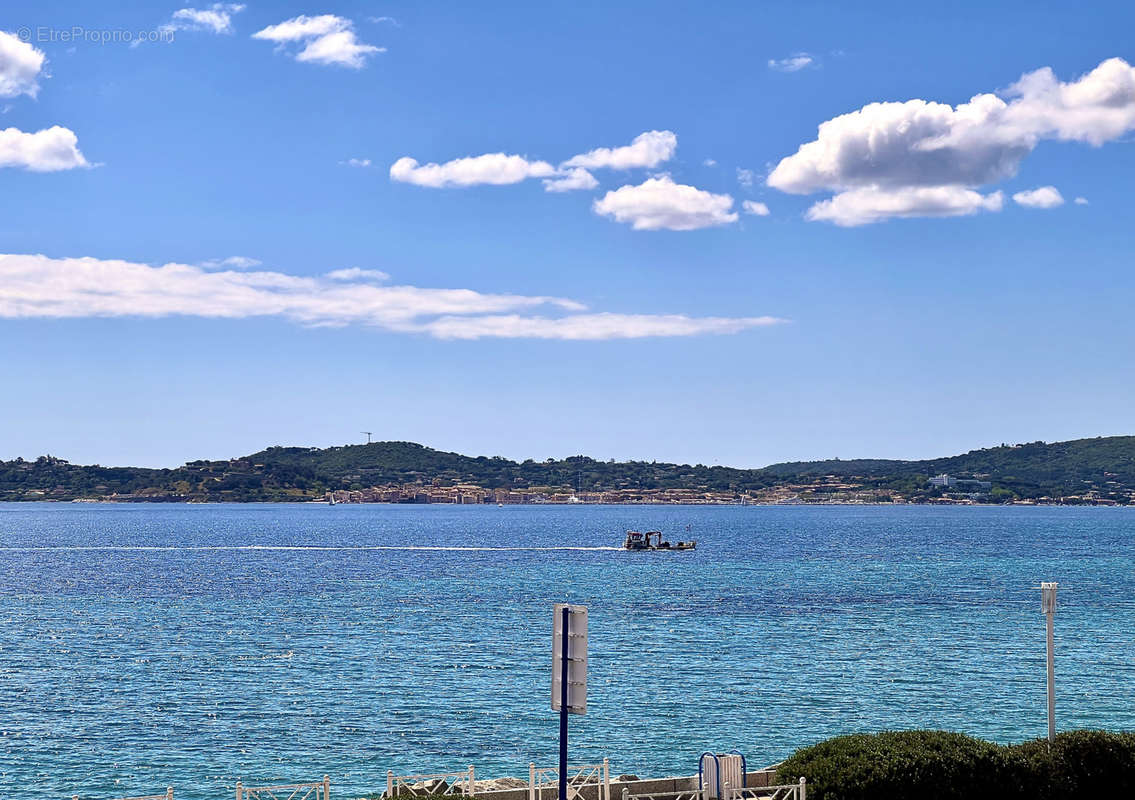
[623,530,696,551]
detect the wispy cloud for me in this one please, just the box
[768,53,814,73]
[253,15,383,68]
[0,253,782,340]
[161,3,246,35]
[1074,196,1089,205]
[341,157,372,168]
[742,200,770,216]
[200,255,261,269]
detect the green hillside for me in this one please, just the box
[2,436,1134,502]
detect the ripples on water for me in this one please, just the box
[0,503,1132,799]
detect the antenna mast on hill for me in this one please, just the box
[361,431,373,444]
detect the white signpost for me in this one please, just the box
[1041,582,1057,742]
[552,604,588,714]
[552,604,587,800]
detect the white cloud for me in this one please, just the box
[769,57,1135,223]
[1074,196,1089,205]
[390,153,555,188]
[0,30,46,99]
[0,253,781,340]
[200,256,261,269]
[563,130,677,170]
[369,16,400,26]
[341,157,372,168]
[593,176,739,231]
[768,54,814,73]
[1012,185,1064,209]
[253,15,383,68]
[163,4,245,35]
[0,126,90,171]
[806,186,1003,227]
[742,200,770,216]
[325,267,389,281]
[418,312,784,341]
[542,167,598,193]
[736,168,756,188]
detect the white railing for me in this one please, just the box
[387,768,476,798]
[623,778,805,800]
[73,791,174,800]
[730,780,806,800]
[529,759,609,800]
[620,790,703,800]
[236,776,330,800]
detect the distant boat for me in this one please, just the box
[623,530,696,551]
[328,494,336,506]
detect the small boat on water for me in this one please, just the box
[623,530,696,551]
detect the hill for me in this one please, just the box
[2,436,1134,503]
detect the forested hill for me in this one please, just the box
[1,436,1134,502]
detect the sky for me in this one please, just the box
[1,1,1134,469]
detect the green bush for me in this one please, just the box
[775,730,1135,800]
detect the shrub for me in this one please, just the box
[775,729,1135,800]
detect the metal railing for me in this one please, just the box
[387,767,476,798]
[730,780,806,800]
[529,759,610,800]
[621,790,703,800]
[236,776,330,800]
[623,779,805,800]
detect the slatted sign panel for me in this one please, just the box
[551,604,587,714]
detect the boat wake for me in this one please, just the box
[0,544,623,552]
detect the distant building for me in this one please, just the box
[929,474,992,491]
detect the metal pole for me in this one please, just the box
[559,606,570,800]
[1042,582,1057,742]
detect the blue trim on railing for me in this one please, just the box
[728,750,747,788]
[698,752,720,796]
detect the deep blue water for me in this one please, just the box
[1,503,1133,800]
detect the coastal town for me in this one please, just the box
[323,474,1129,506]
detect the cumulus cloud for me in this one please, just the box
[562,130,677,170]
[253,15,383,68]
[769,57,1135,224]
[1074,196,1089,205]
[0,30,46,98]
[325,267,389,281]
[742,200,770,216]
[200,255,261,269]
[1012,185,1064,209]
[162,3,245,35]
[0,253,780,340]
[593,176,739,231]
[806,186,1003,227]
[390,153,555,188]
[768,53,814,73]
[0,126,90,171]
[542,167,598,193]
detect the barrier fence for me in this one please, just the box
[623,779,805,800]
[73,792,174,800]
[529,759,610,800]
[386,767,477,797]
[235,776,331,800]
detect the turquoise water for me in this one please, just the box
[1,503,1133,799]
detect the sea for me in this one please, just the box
[1,503,1133,799]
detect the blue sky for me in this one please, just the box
[2,1,1134,468]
